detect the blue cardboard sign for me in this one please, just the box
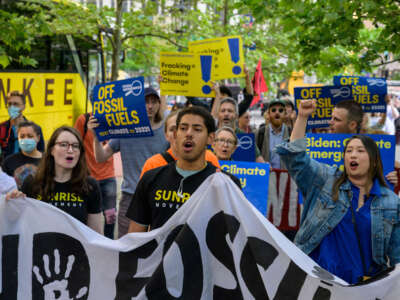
[333,76,387,112]
[231,133,256,161]
[220,160,270,214]
[294,85,353,128]
[92,77,153,141]
[306,133,395,188]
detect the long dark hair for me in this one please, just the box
[332,135,387,201]
[32,126,89,202]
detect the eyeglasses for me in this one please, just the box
[215,138,236,146]
[55,141,80,151]
[270,108,284,113]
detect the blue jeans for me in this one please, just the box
[98,177,117,239]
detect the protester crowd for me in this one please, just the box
[2,71,400,284]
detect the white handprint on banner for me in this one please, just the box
[32,249,88,300]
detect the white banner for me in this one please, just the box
[1,173,400,299]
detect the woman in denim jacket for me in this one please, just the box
[276,99,400,284]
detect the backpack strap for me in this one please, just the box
[161,151,175,164]
[257,125,265,151]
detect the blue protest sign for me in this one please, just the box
[220,160,270,214]
[92,77,153,141]
[294,85,353,128]
[333,76,387,112]
[306,133,395,188]
[231,133,255,161]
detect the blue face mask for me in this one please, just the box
[8,106,21,119]
[19,138,37,153]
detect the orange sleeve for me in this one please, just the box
[139,154,167,179]
[205,150,220,168]
[74,114,85,138]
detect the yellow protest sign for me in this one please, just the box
[0,72,87,140]
[160,52,215,97]
[188,35,245,80]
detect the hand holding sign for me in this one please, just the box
[87,115,98,132]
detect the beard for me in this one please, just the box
[270,117,283,128]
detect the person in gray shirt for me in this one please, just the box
[89,87,168,237]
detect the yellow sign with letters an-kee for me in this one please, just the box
[160,52,215,97]
[0,72,87,140]
[188,35,245,80]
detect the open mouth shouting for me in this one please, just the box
[183,140,194,153]
[349,161,359,171]
[222,117,232,125]
[65,155,75,164]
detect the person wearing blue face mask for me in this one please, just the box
[0,91,45,163]
[2,121,42,188]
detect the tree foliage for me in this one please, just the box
[242,0,400,79]
[1,0,400,86]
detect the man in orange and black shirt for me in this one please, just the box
[139,110,219,178]
[128,107,240,232]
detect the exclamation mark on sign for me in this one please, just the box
[200,55,213,94]
[228,38,242,75]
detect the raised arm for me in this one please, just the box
[290,99,316,141]
[210,81,222,119]
[276,99,332,199]
[87,115,114,163]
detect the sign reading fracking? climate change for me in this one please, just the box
[188,35,245,80]
[160,52,215,97]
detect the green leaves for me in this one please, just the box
[3,0,399,87]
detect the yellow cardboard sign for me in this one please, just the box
[160,52,215,97]
[188,35,245,80]
[0,72,87,140]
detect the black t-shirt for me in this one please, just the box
[126,162,241,230]
[21,176,102,224]
[2,152,41,188]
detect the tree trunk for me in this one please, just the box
[111,0,123,81]
[223,0,229,36]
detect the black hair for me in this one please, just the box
[185,97,210,111]
[277,89,290,98]
[17,121,41,137]
[219,85,233,97]
[332,135,387,201]
[176,106,216,134]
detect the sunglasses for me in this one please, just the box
[270,108,284,113]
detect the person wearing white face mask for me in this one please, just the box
[2,121,42,188]
[0,91,45,162]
